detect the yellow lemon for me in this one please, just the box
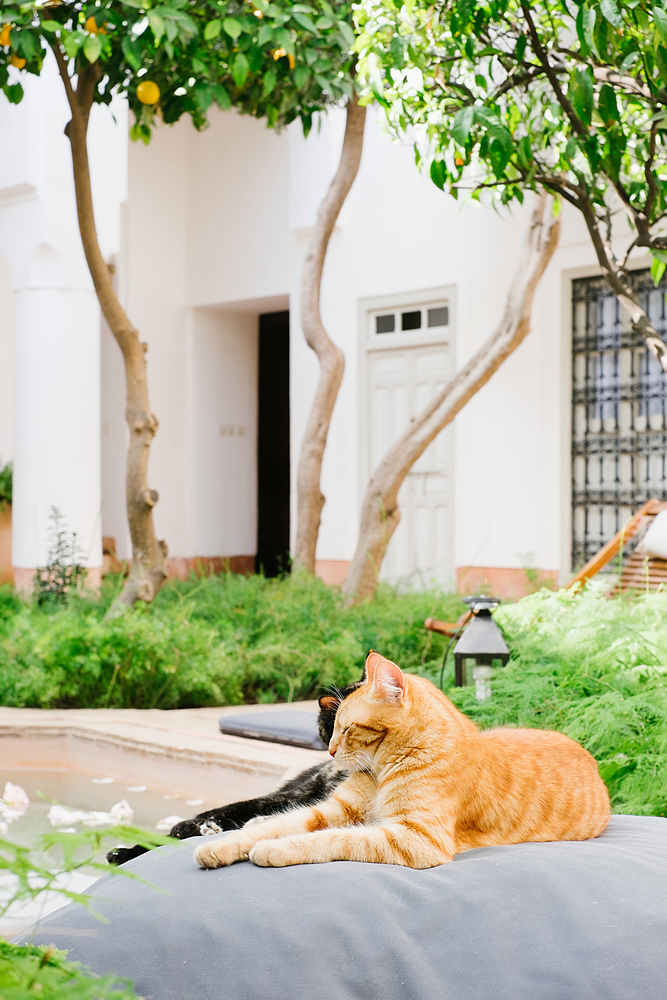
[9,54,26,68]
[288,53,295,69]
[84,15,106,34]
[272,47,286,60]
[0,24,12,47]
[137,80,160,105]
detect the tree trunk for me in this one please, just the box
[294,96,367,571]
[342,194,561,604]
[51,47,167,610]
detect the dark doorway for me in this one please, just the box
[257,311,291,576]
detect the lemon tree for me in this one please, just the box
[0,0,357,607]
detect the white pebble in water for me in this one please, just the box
[92,777,115,784]
[127,785,147,792]
[186,799,204,806]
[156,815,185,831]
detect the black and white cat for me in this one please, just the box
[106,681,359,866]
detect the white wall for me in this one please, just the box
[116,102,606,584]
[0,255,14,466]
[0,55,126,576]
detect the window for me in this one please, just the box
[373,303,449,337]
[571,271,667,571]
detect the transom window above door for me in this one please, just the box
[371,303,449,337]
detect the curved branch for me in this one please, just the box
[521,3,587,138]
[342,195,561,603]
[294,95,367,571]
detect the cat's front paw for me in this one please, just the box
[194,835,249,869]
[249,838,303,868]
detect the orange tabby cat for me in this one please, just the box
[195,652,610,870]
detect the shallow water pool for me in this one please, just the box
[1,766,220,939]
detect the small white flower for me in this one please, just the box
[82,811,115,828]
[110,799,134,823]
[48,804,88,827]
[2,782,29,814]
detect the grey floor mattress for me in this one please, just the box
[16,815,667,1000]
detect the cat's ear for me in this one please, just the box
[373,658,406,705]
[318,695,339,713]
[363,651,384,684]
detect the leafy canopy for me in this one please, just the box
[0,0,355,139]
[355,0,667,278]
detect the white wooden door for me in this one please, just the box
[367,343,454,588]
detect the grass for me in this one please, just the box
[0,572,666,815]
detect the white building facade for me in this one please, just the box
[1,65,663,598]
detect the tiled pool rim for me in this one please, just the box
[0,703,329,804]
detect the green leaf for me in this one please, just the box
[651,256,666,286]
[194,81,212,111]
[337,20,354,48]
[292,12,315,31]
[223,17,243,40]
[457,0,476,28]
[430,158,447,190]
[475,106,512,151]
[62,30,85,58]
[40,20,60,33]
[598,82,619,123]
[452,105,474,146]
[570,68,594,125]
[515,33,526,61]
[232,51,249,87]
[4,82,23,104]
[600,0,622,27]
[212,83,231,108]
[204,18,221,40]
[83,31,102,63]
[258,24,273,45]
[121,34,142,70]
[263,66,277,95]
[656,45,667,86]
[293,65,309,87]
[655,7,667,44]
[148,10,165,45]
[390,33,404,68]
[18,31,36,61]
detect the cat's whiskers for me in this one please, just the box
[352,749,380,782]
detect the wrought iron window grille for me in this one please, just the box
[572,270,667,573]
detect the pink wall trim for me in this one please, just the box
[315,560,350,587]
[13,565,102,599]
[457,566,559,600]
[166,555,255,580]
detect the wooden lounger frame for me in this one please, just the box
[568,498,667,592]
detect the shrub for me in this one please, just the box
[0,604,232,709]
[152,570,463,703]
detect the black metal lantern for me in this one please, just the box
[453,596,509,700]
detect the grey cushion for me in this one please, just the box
[219,710,326,750]
[16,815,667,1000]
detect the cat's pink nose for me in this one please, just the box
[329,747,336,757]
